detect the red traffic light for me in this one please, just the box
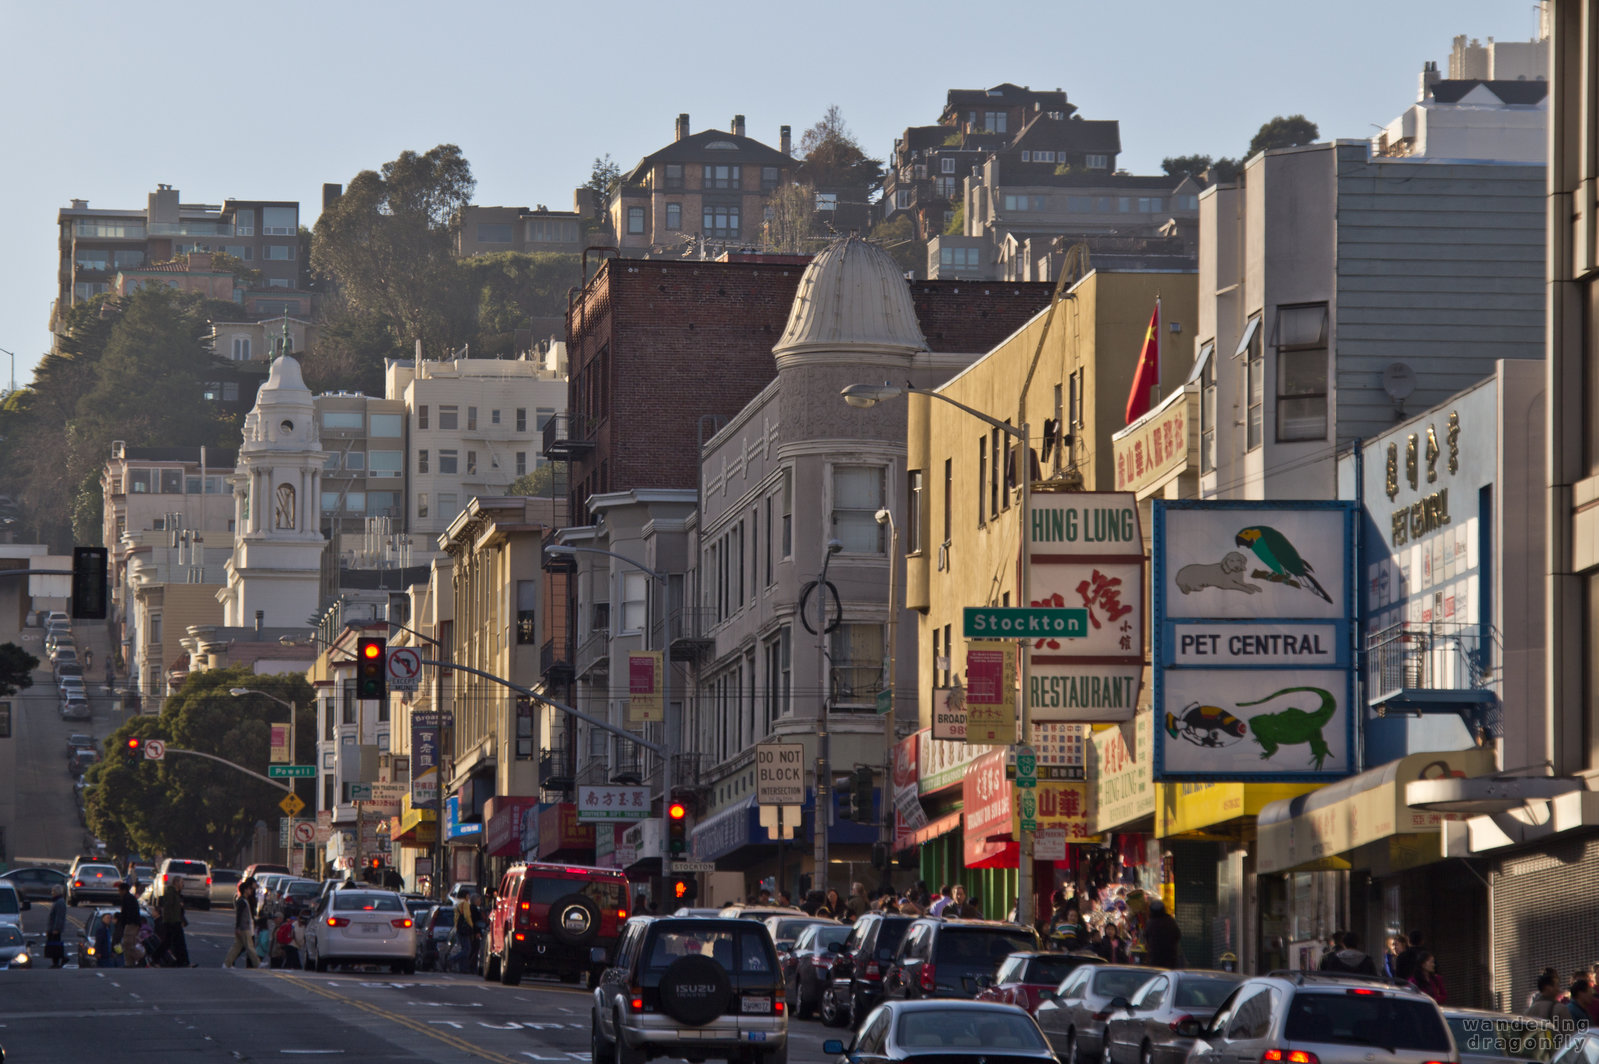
[362,641,382,659]
[126,738,140,750]
[673,878,688,899]
[668,802,688,820]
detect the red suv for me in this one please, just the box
[483,862,628,987]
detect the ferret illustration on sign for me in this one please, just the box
[1175,551,1261,595]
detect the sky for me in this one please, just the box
[0,0,1547,390]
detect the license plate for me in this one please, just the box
[741,997,771,1014]
[361,924,382,934]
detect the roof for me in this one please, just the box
[1429,78,1549,105]
[120,446,239,466]
[942,83,1072,117]
[774,236,927,357]
[1011,113,1122,154]
[625,129,793,182]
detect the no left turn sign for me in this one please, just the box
[144,739,166,761]
[387,647,422,691]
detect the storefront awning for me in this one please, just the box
[904,811,961,849]
[484,796,541,858]
[1257,747,1496,874]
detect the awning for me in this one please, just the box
[692,796,761,863]
[1256,747,1496,874]
[903,811,961,849]
[1232,315,1261,358]
[484,796,541,858]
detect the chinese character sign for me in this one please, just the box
[270,723,291,764]
[965,641,1017,745]
[628,651,662,722]
[576,785,652,822]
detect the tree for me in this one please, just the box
[312,144,476,355]
[868,215,925,277]
[1162,155,1214,179]
[1248,115,1319,157]
[585,155,622,214]
[0,644,37,697]
[944,203,965,237]
[508,463,560,497]
[762,182,822,254]
[459,251,582,356]
[798,106,885,194]
[85,667,315,865]
[207,251,264,290]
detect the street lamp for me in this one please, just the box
[230,687,301,868]
[875,507,898,886]
[545,544,677,893]
[842,380,1039,927]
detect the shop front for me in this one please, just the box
[536,802,595,863]
[691,793,879,902]
[390,797,438,892]
[483,796,541,881]
[443,795,484,888]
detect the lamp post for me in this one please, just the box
[874,507,898,887]
[842,382,1037,927]
[813,538,843,896]
[230,687,300,868]
[545,544,675,895]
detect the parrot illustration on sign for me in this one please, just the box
[1234,525,1332,603]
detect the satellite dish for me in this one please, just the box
[1382,362,1417,402]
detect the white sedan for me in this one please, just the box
[304,888,416,974]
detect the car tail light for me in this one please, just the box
[920,963,935,993]
[391,918,413,929]
[1170,1015,1199,1036]
[326,917,350,927]
[1262,1051,1319,1064]
[1345,988,1377,996]
[520,901,530,910]
[618,908,627,920]
[629,988,644,1010]
[774,999,785,1013]
[863,960,881,980]
[1093,1008,1113,1021]
[206,877,212,886]
[514,932,525,941]
[74,880,83,888]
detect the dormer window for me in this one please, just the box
[704,140,738,151]
[280,420,294,434]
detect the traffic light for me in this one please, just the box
[851,767,874,822]
[835,774,856,820]
[124,737,143,762]
[667,801,688,856]
[670,876,697,903]
[72,546,108,620]
[356,637,387,699]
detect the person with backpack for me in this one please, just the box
[1319,930,1378,975]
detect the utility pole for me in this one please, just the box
[876,508,898,889]
[812,539,842,895]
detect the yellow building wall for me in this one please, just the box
[906,269,1196,730]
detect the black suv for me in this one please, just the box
[591,916,787,1064]
[883,918,1042,1003]
[819,912,915,1028]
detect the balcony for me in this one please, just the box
[1364,621,1501,737]
[539,740,574,793]
[540,636,573,685]
[542,412,597,460]
[668,605,716,660]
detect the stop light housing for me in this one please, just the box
[72,546,109,620]
[124,737,143,762]
[356,637,387,699]
[852,767,874,822]
[667,801,688,856]
[670,876,697,903]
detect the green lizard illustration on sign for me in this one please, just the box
[1237,686,1338,770]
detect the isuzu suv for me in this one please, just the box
[155,858,212,909]
[483,861,628,987]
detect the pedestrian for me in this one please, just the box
[1319,930,1377,975]
[157,878,191,967]
[1528,973,1561,1020]
[823,888,844,919]
[224,878,261,968]
[1143,898,1184,969]
[114,879,142,965]
[776,890,792,907]
[1408,951,1447,1003]
[912,881,931,909]
[1100,922,1129,964]
[94,912,120,968]
[945,884,981,919]
[1394,930,1426,982]
[451,894,478,973]
[930,884,954,917]
[1384,936,1404,979]
[1566,980,1595,1032]
[847,882,869,919]
[45,885,68,967]
[289,914,308,970]
[1528,968,1561,1010]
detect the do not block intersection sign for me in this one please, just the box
[755,743,804,805]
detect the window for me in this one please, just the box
[515,451,526,476]
[1138,197,1164,213]
[476,223,513,244]
[591,602,611,632]
[343,492,366,512]
[941,157,956,174]
[417,405,428,430]
[527,218,578,244]
[438,492,458,516]
[417,493,429,518]
[323,453,340,471]
[75,251,109,271]
[991,427,1005,516]
[664,163,684,190]
[369,450,402,475]
[983,111,1007,133]
[765,627,791,727]
[832,466,885,552]
[262,206,297,235]
[467,406,477,431]
[620,572,649,633]
[1273,303,1329,442]
[977,436,987,527]
[1178,194,1200,211]
[321,491,341,513]
[907,470,923,554]
[232,210,254,235]
[437,449,458,474]
[517,580,538,645]
[343,452,365,470]
[515,408,527,432]
[1238,316,1263,450]
[321,410,363,430]
[665,203,682,230]
[161,470,182,494]
[704,164,740,189]
[263,244,295,260]
[935,176,957,198]
[417,449,429,474]
[438,405,458,430]
[341,680,358,724]
[231,337,251,361]
[895,188,912,209]
[940,246,980,270]
[367,491,398,515]
[537,407,556,430]
[369,413,402,437]
[1069,369,1084,427]
[1086,153,1109,169]
[466,451,476,475]
[112,250,145,268]
[1003,195,1047,212]
[1199,344,1217,474]
[780,470,793,558]
[703,204,740,236]
[830,624,885,706]
[627,207,645,234]
[1227,989,1278,1041]
[762,166,780,191]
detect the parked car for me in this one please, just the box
[1036,963,1166,1064]
[785,921,852,1019]
[823,998,1059,1062]
[303,888,415,973]
[765,913,839,951]
[882,918,1041,1003]
[241,862,292,882]
[1102,968,1245,1064]
[819,912,915,1028]
[976,950,1105,1015]
[67,746,98,775]
[592,915,787,1064]
[60,692,90,721]
[67,862,123,906]
[720,904,809,922]
[1186,971,1457,1064]
[0,866,70,902]
[1444,1007,1557,1064]
[417,904,453,972]
[209,869,242,906]
[65,733,95,756]
[279,878,321,918]
[0,883,30,927]
[154,858,212,910]
[483,860,628,987]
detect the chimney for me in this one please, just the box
[70,198,88,210]
[732,114,746,138]
[1419,59,1441,101]
[323,182,343,210]
[675,113,691,142]
[254,610,264,636]
[188,251,213,272]
[780,125,792,156]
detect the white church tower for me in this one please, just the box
[219,342,329,628]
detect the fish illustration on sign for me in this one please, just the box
[1234,526,1333,603]
[1164,703,1247,747]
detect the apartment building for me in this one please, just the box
[313,392,409,549]
[610,114,797,255]
[456,202,586,257]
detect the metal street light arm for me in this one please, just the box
[841,382,1027,440]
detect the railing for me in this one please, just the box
[542,412,597,456]
[539,636,571,677]
[1364,622,1500,701]
[539,741,573,788]
[672,751,707,788]
[668,605,716,644]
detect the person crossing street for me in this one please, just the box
[223,878,260,968]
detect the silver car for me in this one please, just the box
[1036,963,1166,1064]
[1102,969,1243,1064]
[1443,1007,1556,1064]
[824,999,1058,1062]
[1187,971,1457,1064]
[155,858,212,910]
[303,888,416,974]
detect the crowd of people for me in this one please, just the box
[1524,965,1599,1030]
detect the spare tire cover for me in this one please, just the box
[658,954,732,1026]
[548,893,601,946]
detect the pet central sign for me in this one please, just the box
[1152,501,1356,783]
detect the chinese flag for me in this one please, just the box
[1124,300,1161,425]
